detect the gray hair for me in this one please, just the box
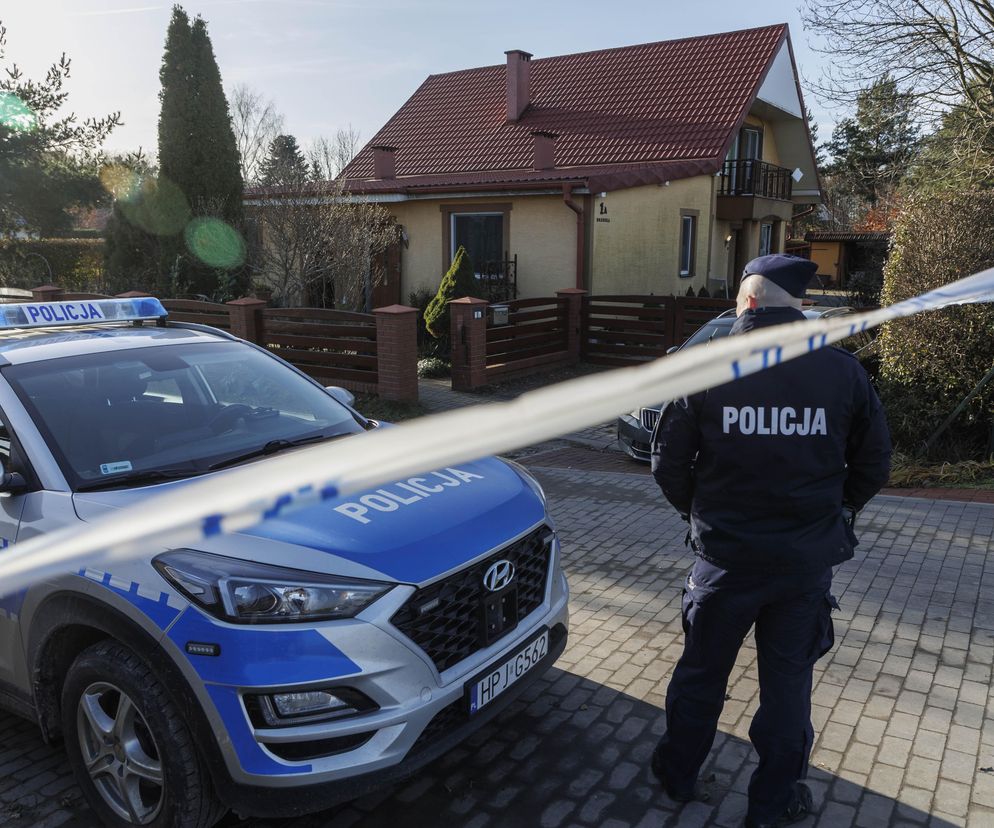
[736,274,803,316]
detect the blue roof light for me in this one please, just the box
[0,298,168,330]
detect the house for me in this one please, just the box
[253,24,821,306]
[801,230,890,290]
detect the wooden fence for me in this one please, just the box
[27,286,417,401]
[263,307,379,394]
[485,297,570,380]
[160,299,232,332]
[582,295,735,367]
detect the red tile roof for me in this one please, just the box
[340,24,789,193]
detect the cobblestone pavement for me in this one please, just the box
[3,455,994,827]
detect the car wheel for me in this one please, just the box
[61,639,226,828]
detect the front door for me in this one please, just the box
[0,412,29,688]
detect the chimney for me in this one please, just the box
[531,130,558,170]
[371,145,397,180]
[505,49,532,122]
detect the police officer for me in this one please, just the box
[649,254,891,827]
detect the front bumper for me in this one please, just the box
[220,621,568,818]
[617,414,652,462]
[180,534,571,817]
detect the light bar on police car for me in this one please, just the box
[0,297,168,329]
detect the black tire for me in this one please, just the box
[61,639,226,828]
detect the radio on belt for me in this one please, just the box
[0,297,168,329]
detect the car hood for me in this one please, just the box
[71,456,546,584]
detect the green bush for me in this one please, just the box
[424,245,480,338]
[877,190,994,458]
[417,356,450,378]
[0,238,105,291]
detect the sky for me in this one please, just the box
[2,0,839,159]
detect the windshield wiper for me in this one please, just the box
[207,432,346,471]
[76,467,202,492]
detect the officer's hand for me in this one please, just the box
[842,504,857,531]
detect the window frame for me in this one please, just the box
[759,222,774,257]
[679,210,699,278]
[440,203,512,273]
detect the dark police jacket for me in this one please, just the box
[651,306,892,572]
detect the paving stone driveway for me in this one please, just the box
[2,455,993,827]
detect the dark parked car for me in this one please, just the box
[617,306,856,461]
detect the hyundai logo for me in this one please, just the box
[483,560,515,593]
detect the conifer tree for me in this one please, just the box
[260,135,310,187]
[154,5,243,295]
[424,246,480,338]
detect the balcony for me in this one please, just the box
[716,159,795,222]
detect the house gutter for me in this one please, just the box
[563,184,585,290]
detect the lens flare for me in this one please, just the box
[184,218,246,269]
[118,176,191,236]
[99,164,142,202]
[0,92,37,132]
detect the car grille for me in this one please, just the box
[640,407,660,432]
[390,525,554,673]
[407,623,568,759]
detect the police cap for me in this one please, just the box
[742,254,818,298]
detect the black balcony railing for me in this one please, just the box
[719,159,793,201]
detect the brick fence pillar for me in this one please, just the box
[373,304,419,402]
[226,297,267,345]
[32,285,63,302]
[556,287,587,364]
[449,296,488,391]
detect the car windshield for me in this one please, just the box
[4,341,364,490]
[681,322,732,349]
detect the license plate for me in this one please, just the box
[467,628,549,714]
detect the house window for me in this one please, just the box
[679,213,697,277]
[451,213,503,274]
[759,222,773,257]
[740,127,763,161]
[440,203,511,278]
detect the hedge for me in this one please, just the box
[0,238,105,292]
[877,190,994,458]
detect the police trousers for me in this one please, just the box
[655,558,835,822]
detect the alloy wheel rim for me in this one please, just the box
[76,681,164,825]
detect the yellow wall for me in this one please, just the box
[743,113,781,166]
[388,195,576,300]
[588,179,714,295]
[387,201,443,300]
[809,242,841,280]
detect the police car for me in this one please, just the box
[0,298,569,827]
[617,306,855,460]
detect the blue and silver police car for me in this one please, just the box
[0,298,569,827]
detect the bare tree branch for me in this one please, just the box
[803,0,994,127]
[307,125,361,181]
[229,83,284,186]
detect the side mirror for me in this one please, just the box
[666,346,680,355]
[0,458,27,495]
[325,386,356,408]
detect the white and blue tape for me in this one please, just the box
[0,266,993,593]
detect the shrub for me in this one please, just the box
[424,246,480,338]
[696,285,711,298]
[417,356,450,378]
[0,238,105,291]
[877,190,994,458]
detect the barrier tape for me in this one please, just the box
[2,267,994,593]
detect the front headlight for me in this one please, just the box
[153,550,391,624]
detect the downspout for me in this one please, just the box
[563,184,584,290]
